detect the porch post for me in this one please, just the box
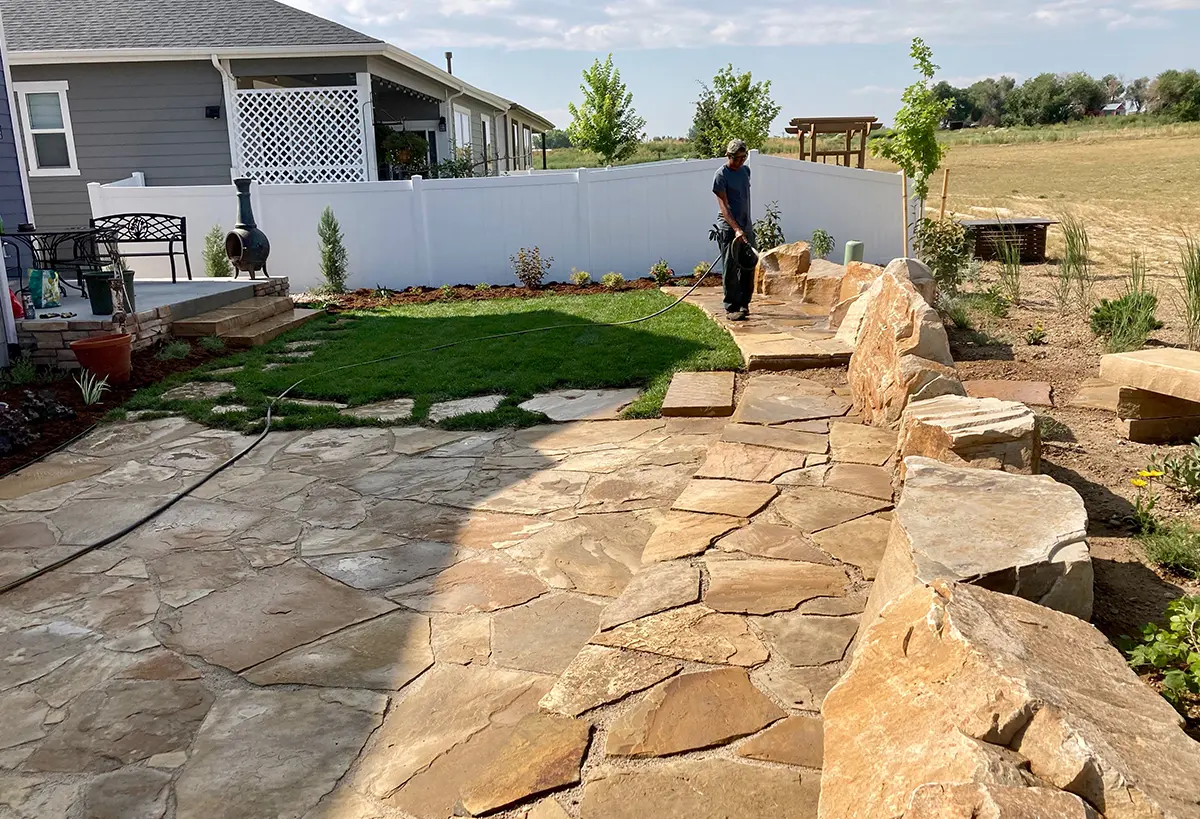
[357,73,378,182]
[218,59,243,178]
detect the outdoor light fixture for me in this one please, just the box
[205,106,221,119]
[438,116,447,132]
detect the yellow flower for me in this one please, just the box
[1146,470,1164,478]
[1138,470,1154,478]
[1131,478,1148,488]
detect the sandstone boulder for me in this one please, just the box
[861,457,1090,629]
[799,259,846,312]
[754,241,812,297]
[1099,348,1200,404]
[896,394,1040,476]
[820,582,1200,819]
[845,269,964,425]
[884,257,937,306]
[829,262,884,330]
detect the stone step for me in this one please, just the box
[172,297,293,337]
[224,308,325,348]
[1100,348,1200,404]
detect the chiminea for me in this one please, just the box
[225,178,271,278]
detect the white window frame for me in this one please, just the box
[14,80,80,177]
[481,113,493,175]
[453,104,472,153]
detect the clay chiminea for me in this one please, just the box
[224,178,271,278]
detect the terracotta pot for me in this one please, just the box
[69,333,133,384]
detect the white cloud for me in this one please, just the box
[283,0,1198,50]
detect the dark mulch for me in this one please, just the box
[0,343,234,476]
[303,275,720,311]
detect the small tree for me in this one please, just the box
[693,65,781,156]
[318,206,348,293]
[203,224,233,278]
[567,54,645,165]
[871,38,951,203]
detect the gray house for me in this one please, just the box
[0,0,554,229]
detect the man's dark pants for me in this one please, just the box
[716,225,756,314]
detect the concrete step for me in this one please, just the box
[172,297,293,337]
[224,308,325,348]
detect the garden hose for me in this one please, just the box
[0,252,726,596]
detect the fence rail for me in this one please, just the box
[87,153,915,291]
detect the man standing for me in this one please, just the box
[713,139,756,321]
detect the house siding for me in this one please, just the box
[11,60,231,228]
[0,39,27,229]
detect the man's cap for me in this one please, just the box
[726,139,748,157]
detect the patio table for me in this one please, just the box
[3,226,120,297]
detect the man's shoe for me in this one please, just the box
[726,310,746,321]
[739,308,750,319]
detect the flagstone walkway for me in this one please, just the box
[0,373,896,819]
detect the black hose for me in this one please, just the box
[0,257,722,595]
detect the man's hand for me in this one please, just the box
[734,229,746,244]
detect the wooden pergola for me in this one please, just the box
[785,116,882,169]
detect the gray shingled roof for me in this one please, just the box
[0,0,382,52]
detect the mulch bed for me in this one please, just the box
[303,275,720,311]
[0,343,233,477]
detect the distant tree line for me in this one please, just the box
[935,68,1200,126]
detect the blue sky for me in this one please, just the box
[285,0,1200,136]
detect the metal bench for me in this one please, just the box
[89,213,193,282]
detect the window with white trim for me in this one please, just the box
[523,126,532,167]
[481,114,493,176]
[14,81,79,176]
[453,105,472,153]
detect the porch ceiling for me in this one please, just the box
[372,75,441,106]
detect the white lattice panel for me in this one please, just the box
[234,86,367,184]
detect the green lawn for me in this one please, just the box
[120,290,743,431]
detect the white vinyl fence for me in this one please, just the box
[88,152,916,292]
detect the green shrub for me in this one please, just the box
[693,261,711,277]
[1150,438,1200,501]
[511,246,552,289]
[1090,254,1161,352]
[318,206,349,293]
[155,340,192,361]
[600,272,624,290]
[475,282,491,291]
[752,201,785,250]
[1127,595,1200,708]
[1025,324,1047,345]
[939,296,972,330]
[649,259,673,286]
[438,284,456,299]
[198,336,226,353]
[4,357,38,386]
[569,268,592,286]
[1059,213,1093,307]
[914,217,971,294]
[1140,520,1200,578]
[810,229,835,260]
[959,288,1009,318]
[1036,414,1071,442]
[203,224,233,278]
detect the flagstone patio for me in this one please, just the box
[0,372,896,819]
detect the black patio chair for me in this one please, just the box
[89,213,193,282]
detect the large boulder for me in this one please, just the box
[845,269,964,426]
[820,581,1200,819]
[860,457,1092,631]
[884,257,937,306]
[829,262,884,331]
[754,241,811,297]
[895,394,1040,476]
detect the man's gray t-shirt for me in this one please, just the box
[713,164,752,233]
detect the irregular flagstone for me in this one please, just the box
[801,588,869,615]
[5,574,158,640]
[0,689,49,750]
[162,381,236,401]
[0,457,109,500]
[660,371,736,417]
[81,767,172,819]
[606,668,784,758]
[285,397,348,410]
[904,783,1098,818]
[733,377,852,425]
[769,487,890,534]
[364,500,554,549]
[737,715,824,768]
[1118,386,1200,419]
[526,799,572,819]
[506,514,654,597]
[492,594,604,674]
[1099,347,1200,404]
[758,664,843,710]
[160,562,396,672]
[0,621,98,692]
[431,614,491,665]
[427,431,507,458]
[720,423,829,454]
[305,541,459,590]
[297,526,402,557]
[704,558,849,615]
[41,497,166,546]
[519,388,641,421]
[440,470,591,515]
[824,463,893,500]
[820,582,1200,819]
[68,417,198,457]
[756,614,859,666]
[773,464,831,487]
[829,422,897,466]
[580,759,820,819]
[811,515,892,580]
[641,511,745,563]
[387,551,546,613]
[243,610,433,689]
[576,463,694,514]
[540,646,682,717]
[282,427,394,463]
[141,498,268,547]
[339,398,416,421]
[861,457,1092,629]
[896,394,1040,476]
[591,604,768,667]
[599,562,701,630]
[0,774,79,819]
[459,713,592,815]
[174,688,386,819]
[148,437,235,470]
[116,650,202,682]
[392,427,472,455]
[716,522,833,563]
[30,645,143,708]
[340,457,475,500]
[695,441,809,482]
[513,420,665,454]
[292,484,368,529]
[672,479,778,518]
[965,379,1054,407]
[1067,377,1120,412]
[428,394,504,423]
[355,664,550,800]
[149,550,254,608]
[26,680,212,773]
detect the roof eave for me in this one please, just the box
[507,103,555,132]
[6,42,387,65]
